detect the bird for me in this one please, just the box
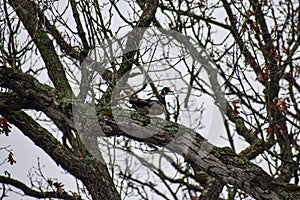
[129,87,173,115]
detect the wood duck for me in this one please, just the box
[129,87,173,115]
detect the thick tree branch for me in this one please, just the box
[0,67,75,130]
[90,108,300,199]
[1,66,299,198]
[0,67,120,199]
[198,179,224,200]
[0,92,32,111]
[0,110,121,200]
[1,1,299,199]
[0,67,91,157]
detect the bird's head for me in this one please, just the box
[160,87,174,96]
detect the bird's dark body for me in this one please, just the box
[129,87,173,115]
[129,99,165,115]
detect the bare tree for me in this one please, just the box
[1,0,300,199]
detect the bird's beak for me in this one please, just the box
[168,90,174,95]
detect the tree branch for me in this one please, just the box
[0,92,32,112]
[1,66,299,198]
[0,110,121,200]
[221,0,262,77]
[8,0,73,98]
[0,175,76,200]
[0,67,75,131]
[91,107,300,199]
[102,0,159,104]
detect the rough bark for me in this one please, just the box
[1,67,300,199]
[1,110,121,200]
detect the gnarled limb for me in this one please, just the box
[1,110,121,200]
